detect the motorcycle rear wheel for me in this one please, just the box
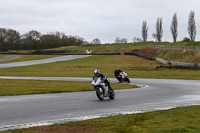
[126,78,130,83]
[109,90,115,99]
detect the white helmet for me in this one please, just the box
[94,69,100,76]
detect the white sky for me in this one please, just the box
[0,0,199,43]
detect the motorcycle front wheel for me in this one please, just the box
[96,87,104,100]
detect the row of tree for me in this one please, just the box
[0,29,85,52]
[114,11,197,43]
[141,11,197,43]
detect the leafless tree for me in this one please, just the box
[115,37,121,44]
[153,18,163,42]
[170,13,178,42]
[188,11,197,42]
[91,38,101,44]
[142,21,148,42]
[121,38,128,43]
[133,37,142,43]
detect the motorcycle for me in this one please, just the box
[116,72,130,83]
[91,76,115,100]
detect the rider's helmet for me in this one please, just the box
[94,69,100,76]
[115,68,122,73]
[115,68,120,72]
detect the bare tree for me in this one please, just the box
[91,38,101,44]
[142,21,148,42]
[153,18,163,42]
[170,13,178,42]
[188,11,197,42]
[121,38,128,43]
[133,37,142,43]
[152,33,157,42]
[115,37,121,44]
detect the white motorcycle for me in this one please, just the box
[91,76,115,100]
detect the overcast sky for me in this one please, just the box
[0,0,199,43]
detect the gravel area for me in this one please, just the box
[0,55,22,62]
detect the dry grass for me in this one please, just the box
[156,49,200,64]
[25,124,96,133]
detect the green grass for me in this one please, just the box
[0,54,62,64]
[69,105,200,133]
[3,105,200,133]
[166,41,200,46]
[0,79,137,96]
[0,55,200,80]
[0,54,4,59]
[47,42,169,53]
[47,42,200,53]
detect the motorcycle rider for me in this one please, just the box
[114,68,123,81]
[93,69,113,91]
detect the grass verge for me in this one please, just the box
[0,55,200,80]
[2,105,200,133]
[0,79,137,96]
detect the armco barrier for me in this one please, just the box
[124,53,154,60]
[170,61,194,67]
[155,58,169,65]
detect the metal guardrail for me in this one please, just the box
[155,46,200,68]
[170,61,194,67]
[155,45,200,50]
[124,52,154,60]
[155,57,199,68]
[155,58,169,65]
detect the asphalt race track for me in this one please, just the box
[0,55,90,68]
[0,77,200,131]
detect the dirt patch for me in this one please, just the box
[129,48,158,58]
[25,124,96,133]
[192,56,200,64]
[0,55,22,62]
